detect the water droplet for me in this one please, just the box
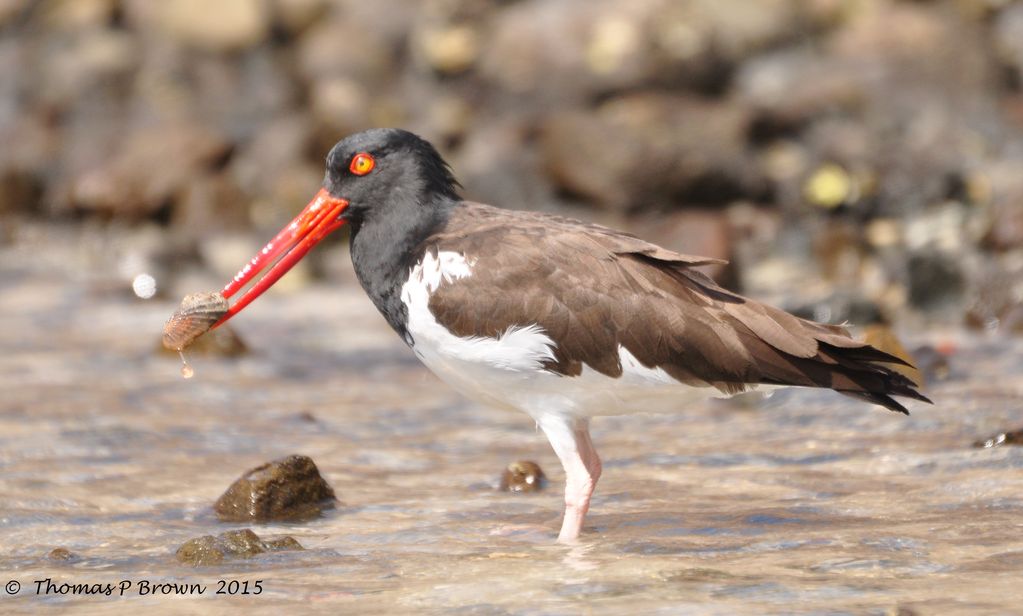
[179,351,194,379]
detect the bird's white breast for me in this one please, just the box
[399,250,732,419]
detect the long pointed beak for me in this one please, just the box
[212,188,348,328]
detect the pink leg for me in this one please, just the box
[538,415,602,543]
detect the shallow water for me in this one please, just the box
[2,228,1023,615]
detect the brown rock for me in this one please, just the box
[980,161,1023,251]
[974,428,1023,449]
[70,124,231,218]
[214,455,336,522]
[910,345,952,384]
[907,250,965,312]
[271,0,329,35]
[47,547,77,562]
[0,0,29,27]
[156,0,270,52]
[454,118,553,211]
[414,24,480,75]
[296,17,392,85]
[964,264,1023,333]
[481,0,798,101]
[40,0,117,29]
[992,3,1023,85]
[176,529,303,567]
[172,173,250,239]
[541,94,759,211]
[499,461,546,493]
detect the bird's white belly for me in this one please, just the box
[400,251,725,419]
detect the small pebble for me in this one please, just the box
[974,428,1023,449]
[47,547,76,561]
[214,454,337,522]
[499,460,546,493]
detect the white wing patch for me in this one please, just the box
[401,251,557,372]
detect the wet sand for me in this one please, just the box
[2,227,1022,615]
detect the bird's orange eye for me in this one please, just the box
[349,152,375,176]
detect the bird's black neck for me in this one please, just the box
[348,196,457,343]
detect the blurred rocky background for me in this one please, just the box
[2,0,1022,333]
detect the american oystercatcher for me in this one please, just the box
[209,128,929,542]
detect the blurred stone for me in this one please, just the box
[0,169,44,216]
[788,292,883,328]
[230,114,317,224]
[499,461,546,493]
[39,0,115,29]
[309,78,372,137]
[993,3,1023,85]
[172,173,250,238]
[980,161,1023,250]
[271,0,329,35]
[37,29,138,109]
[910,345,952,384]
[906,250,965,311]
[296,17,392,84]
[964,265,1023,333]
[738,50,865,127]
[974,428,1023,449]
[482,0,799,101]
[455,118,553,211]
[479,0,642,101]
[415,24,480,75]
[70,124,232,218]
[176,529,303,566]
[541,94,759,211]
[0,0,29,26]
[865,219,903,249]
[214,454,336,522]
[157,0,270,52]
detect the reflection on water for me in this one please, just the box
[2,236,1023,614]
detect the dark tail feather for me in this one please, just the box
[756,337,933,414]
[818,341,915,368]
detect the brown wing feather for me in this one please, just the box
[424,203,930,413]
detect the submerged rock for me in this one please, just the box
[973,428,1023,449]
[907,250,965,312]
[214,454,337,522]
[176,529,303,566]
[499,461,547,493]
[910,345,952,384]
[47,547,77,562]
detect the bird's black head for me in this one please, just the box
[323,128,461,227]
[206,129,460,333]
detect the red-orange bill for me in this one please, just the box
[212,188,349,328]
